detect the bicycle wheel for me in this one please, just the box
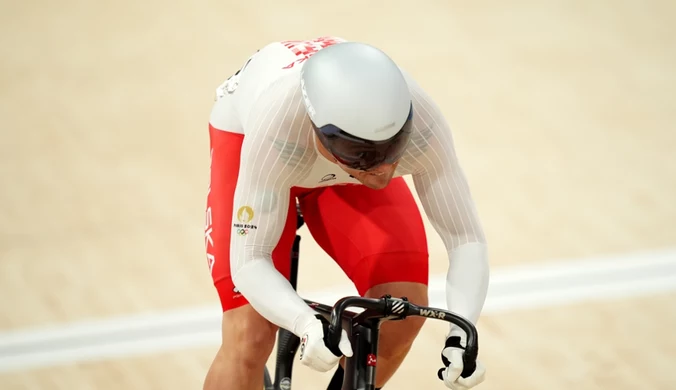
[264,366,273,389]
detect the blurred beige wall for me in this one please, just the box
[1,0,675,331]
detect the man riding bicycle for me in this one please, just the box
[202,36,489,390]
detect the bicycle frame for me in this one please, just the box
[265,214,390,390]
[268,210,380,390]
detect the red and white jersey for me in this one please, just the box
[208,37,488,336]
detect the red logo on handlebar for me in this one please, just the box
[367,354,377,367]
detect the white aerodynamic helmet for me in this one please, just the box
[300,41,414,170]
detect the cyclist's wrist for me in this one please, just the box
[292,310,321,337]
[445,242,489,324]
[446,325,467,346]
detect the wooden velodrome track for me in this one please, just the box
[1,1,675,389]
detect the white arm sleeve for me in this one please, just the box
[413,161,489,325]
[405,84,490,330]
[229,76,319,337]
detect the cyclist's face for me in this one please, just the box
[314,132,399,189]
[338,161,399,190]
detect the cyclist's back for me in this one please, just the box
[210,36,466,190]
[212,37,346,137]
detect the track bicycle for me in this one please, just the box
[263,207,479,390]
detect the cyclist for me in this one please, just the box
[203,37,489,390]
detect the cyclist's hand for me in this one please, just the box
[438,336,486,390]
[299,315,353,372]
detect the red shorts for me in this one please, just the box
[205,126,429,312]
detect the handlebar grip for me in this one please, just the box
[461,358,477,378]
[326,322,342,354]
[325,297,384,352]
[459,335,478,378]
[437,347,478,380]
[411,303,479,380]
[325,298,353,352]
[461,340,478,378]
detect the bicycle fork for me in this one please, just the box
[342,321,381,390]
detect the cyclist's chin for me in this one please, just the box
[355,171,395,190]
[337,161,398,189]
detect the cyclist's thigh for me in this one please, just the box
[299,178,429,296]
[205,125,298,312]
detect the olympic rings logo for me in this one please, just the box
[237,228,248,236]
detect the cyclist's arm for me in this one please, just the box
[230,189,317,337]
[408,92,489,328]
[229,80,318,338]
[412,160,489,325]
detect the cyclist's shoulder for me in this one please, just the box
[239,36,350,96]
[242,71,306,142]
[399,69,448,124]
[397,70,461,173]
[405,75,454,138]
[238,75,315,173]
[231,67,303,142]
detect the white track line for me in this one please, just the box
[1,248,675,373]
